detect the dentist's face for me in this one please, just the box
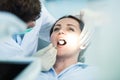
[27,21,36,28]
[50,18,82,57]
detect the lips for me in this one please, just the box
[57,39,67,46]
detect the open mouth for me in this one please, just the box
[57,39,67,45]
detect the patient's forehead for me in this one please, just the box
[55,18,80,27]
[55,18,81,31]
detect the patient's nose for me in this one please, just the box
[58,30,64,35]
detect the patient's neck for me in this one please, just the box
[54,56,77,74]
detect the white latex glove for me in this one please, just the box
[33,43,57,71]
[77,9,107,62]
[79,9,104,49]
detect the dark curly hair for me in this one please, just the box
[0,0,41,23]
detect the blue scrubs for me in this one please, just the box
[37,62,98,80]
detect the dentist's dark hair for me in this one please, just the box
[0,0,41,23]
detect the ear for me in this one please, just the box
[27,21,35,28]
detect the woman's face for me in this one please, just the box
[50,18,82,58]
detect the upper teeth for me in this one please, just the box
[59,40,65,45]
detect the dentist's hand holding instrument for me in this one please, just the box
[78,9,104,50]
[33,43,57,71]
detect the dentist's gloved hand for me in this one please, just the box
[78,9,104,49]
[33,43,57,71]
[76,9,106,62]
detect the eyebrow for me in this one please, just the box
[55,24,61,27]
[67,24,76,27]
[55,23,76,27]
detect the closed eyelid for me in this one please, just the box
[67,24,76,29]
[53,24,61,30]
[53,25,61,31]
[67,24,79,30]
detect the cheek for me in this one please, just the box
[50,35,54,43]
[67,35,80,47]
[50,34,56,46]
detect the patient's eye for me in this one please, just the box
[67,24,76,32]
[53,24,61,32]
[53,27,60,32]
[69,27,75,31]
